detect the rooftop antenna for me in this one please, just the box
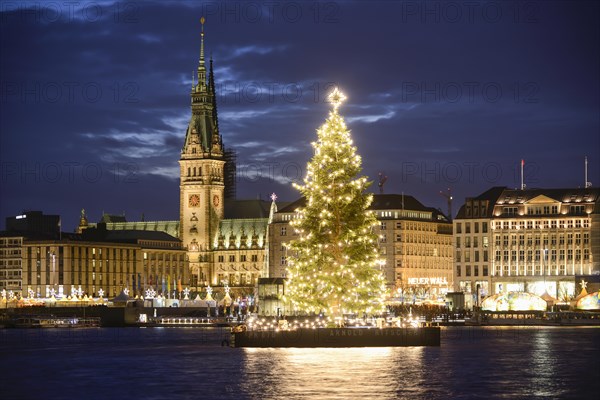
[585,156,592,188]
[520,159,526,190]
[439,188,453,221]
[378,172,388,194]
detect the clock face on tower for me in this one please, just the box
[188,194,200,207]
[213,194,220,207]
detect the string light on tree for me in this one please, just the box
[283,87,388,319]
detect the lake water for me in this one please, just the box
[1,326,598,399]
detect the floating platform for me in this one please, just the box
[230,327,440,348]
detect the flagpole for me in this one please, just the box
[520,159,525,190]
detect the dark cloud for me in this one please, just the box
[1,0,598,230]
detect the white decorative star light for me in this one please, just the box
[270,193,278,202]
[124,288,130,296]
[50,288,56,298]
[71,286,77,297]
[77,286,83,297]
[224,283,230,296]
[206,285,213,296]
[27,288,34,299]
[327,87,347,112]
[580,280,588,290]
[98,288,104,298]
[145,288,156,299]
[183,287,190,299]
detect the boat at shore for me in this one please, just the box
[135,315,237,328]
[466,311,600,326]
[9,316,101,328]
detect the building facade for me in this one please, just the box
[0,234,24,292]
[454,187,600,306]
[19,230,189,299]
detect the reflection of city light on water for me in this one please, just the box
[529,330,558,397]
[240,347,426,399]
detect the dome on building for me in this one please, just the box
[576,292,600,310]
[481,292,547,312]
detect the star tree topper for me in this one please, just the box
[328,87,347,112]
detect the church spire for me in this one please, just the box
[182,17,222,157]
[209,55,219,133]
[199,17,205,67]
[196,17,207,91]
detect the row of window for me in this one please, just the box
[380,221,441,232]
[455,221,489,234]
[0,281,21,288]
[456,237,489,248]
[517,205,587,215]
[494,233,589,247]
[492,265,575,276]
[394,246,449,257]
[217,254,260,263]
[464,204,487,218]
[186,166,203,177]
[456,250,489,263]
[491,219,589,230]
[0,260,22,266]
[0,249,21,256]
[494,249,590,262]
[395,259,452,269]
[0,270,22,277]
[23,268,146,287]
[0,239,23,247]
[381,210,434,220]
[380,233,451,245]
[456,265,489,277]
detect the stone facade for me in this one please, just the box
[454,187,600,305]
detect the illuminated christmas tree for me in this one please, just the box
[284,88,388,318]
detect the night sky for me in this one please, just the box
[1,1,598,231]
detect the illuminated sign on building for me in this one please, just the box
[407,277,449,286]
